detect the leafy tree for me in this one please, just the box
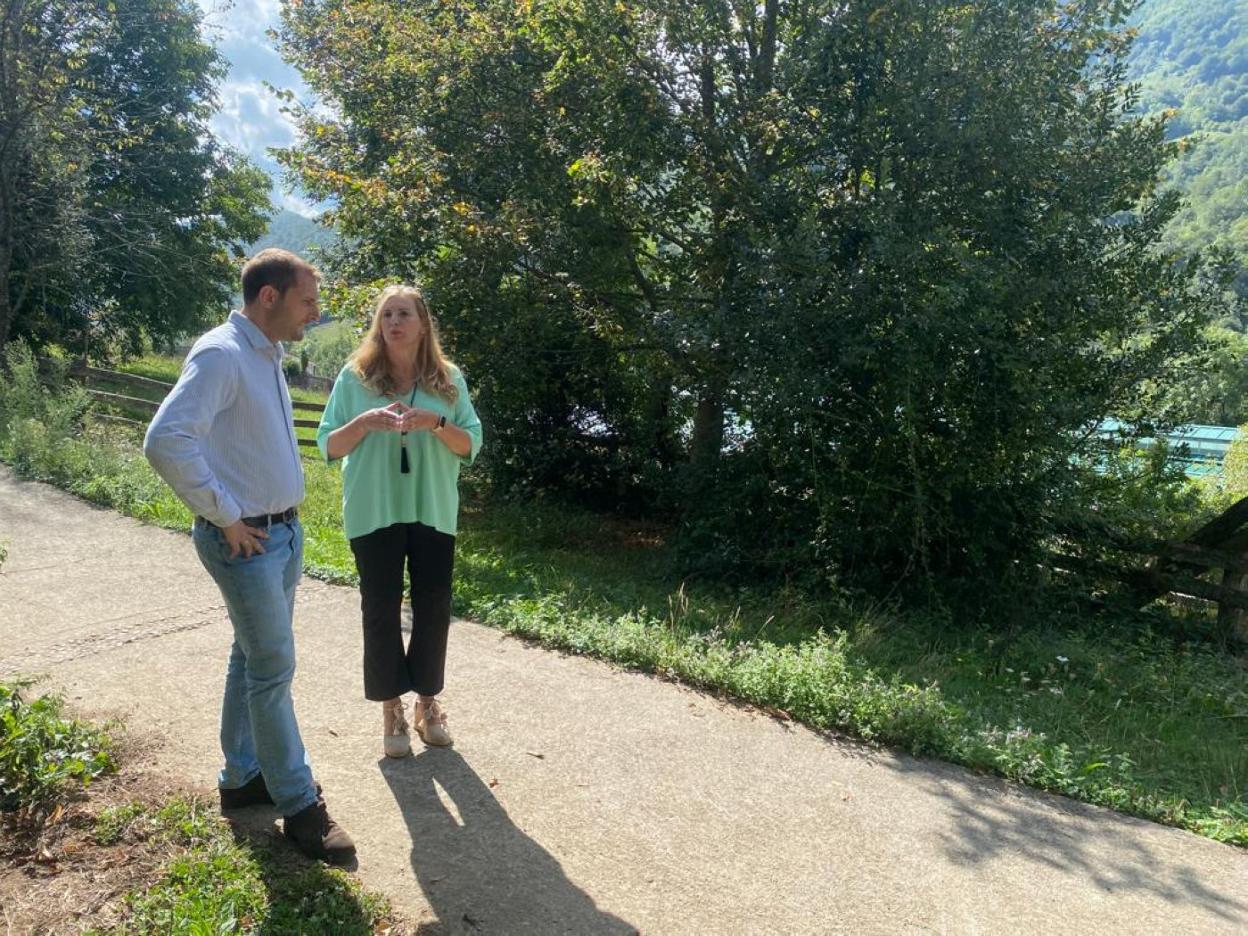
[0,0,271,354]
[1160,326,1248,427]
[279,0,1233,583]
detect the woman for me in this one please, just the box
[317,284,482,757]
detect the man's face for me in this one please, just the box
[268,270,320,342]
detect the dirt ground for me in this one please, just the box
[0,733,202,935]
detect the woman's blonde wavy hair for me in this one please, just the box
[348,284,459,402]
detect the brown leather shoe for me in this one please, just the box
[282,796,356,865]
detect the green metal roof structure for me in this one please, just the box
[1097,420,1241,478]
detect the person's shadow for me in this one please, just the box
[380,750,638,935]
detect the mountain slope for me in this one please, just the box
[1130,0,1248,289]
[247,208,338,258]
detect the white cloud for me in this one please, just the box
[212,79,297,156]
[196,0,284,46]
[281,191,324,219]
[195,0,326,214]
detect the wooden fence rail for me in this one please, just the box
[68,363,324,445]
[1050,502,1248,643]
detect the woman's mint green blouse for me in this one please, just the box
[316,366,483,540]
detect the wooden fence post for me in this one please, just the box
[1218,568,1248,643]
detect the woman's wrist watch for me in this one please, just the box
[432,415,447,433]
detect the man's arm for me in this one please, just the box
[143,348,244,528]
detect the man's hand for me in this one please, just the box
[222,520,269,559]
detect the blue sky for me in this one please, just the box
[196,0,317,216]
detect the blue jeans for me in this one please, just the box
[193,518,317,816]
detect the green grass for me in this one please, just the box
[3,360,1246,846]
[88,797,391,935]
[112,354,182,385]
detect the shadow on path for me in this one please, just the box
[381,750,638,936]
[882,754,1248,925]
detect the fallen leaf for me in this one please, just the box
[525,751,545,759]
[488,778,499,788]
[328,729,339,737]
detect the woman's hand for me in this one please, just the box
[326,402,405,460]
[399,407,441,433]
[358,401,407,433]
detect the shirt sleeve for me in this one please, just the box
[452,369,483,466]
[143,347,244,527]
[316,368,354,462]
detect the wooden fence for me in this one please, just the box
[68,363,325,448]
[1049,500,1248,642]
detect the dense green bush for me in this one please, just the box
[0,681,115,814]
[1071,441,1214,543]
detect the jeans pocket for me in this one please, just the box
[195,521,254,568]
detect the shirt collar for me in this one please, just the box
[229,310,284,360]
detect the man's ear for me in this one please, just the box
[258,284,279,308]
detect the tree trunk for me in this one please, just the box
[690,390,724,467]
[0,164,12,353]
[757,0,777,91]
[643,378,677,467]
[0,277,11,352]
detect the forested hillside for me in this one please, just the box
[1131,0,1247,296]
[247,208,337,258]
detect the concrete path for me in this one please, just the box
[1,467,1245,935]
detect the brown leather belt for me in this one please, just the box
[196,507,298,528]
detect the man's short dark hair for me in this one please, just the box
[241,249,318,305]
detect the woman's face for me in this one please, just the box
[379,295,425,352]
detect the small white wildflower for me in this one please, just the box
[1056,655,1069,664]
[1049,686,1064,695]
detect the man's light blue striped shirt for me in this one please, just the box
[144,311,304,527]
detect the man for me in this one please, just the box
[144,248,355,865]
